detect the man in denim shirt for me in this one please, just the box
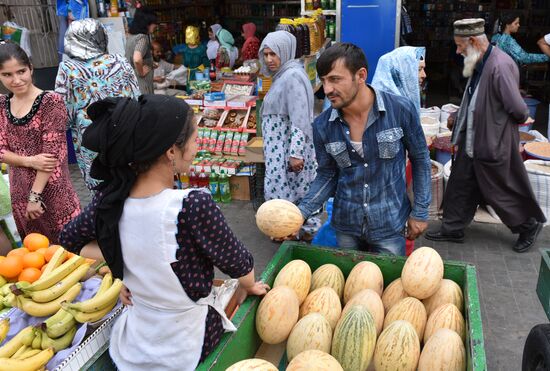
[297,43,432,255]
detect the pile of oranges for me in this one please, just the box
[0,233,76,283]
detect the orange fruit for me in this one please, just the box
[44,245,62,262]
[0,256,5,263]
[23,233,49,252]
[7,248,29,257]
[35,248,48,256]
[0,255,24,278]
[18,267,42,283]
[22,252,45,269]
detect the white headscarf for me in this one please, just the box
[207,24,221,60]
[64,18,108,60]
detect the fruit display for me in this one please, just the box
[255,286,299,344]
[381,278,409,313]
[422,278,464,315]
[401,247,444,299]
[341,289,384,335]
[225,358,278,371]
[418,328,466,371]
[343,261,384,302]
[255,199,304,239]
[299,287,341,330]
[373,320,420,371]
[273,259,311,304]
[286,349,343,371]
[423,303,465,343]
[310,264,345,300]
[286,313,332,361]
[383,297,427,340]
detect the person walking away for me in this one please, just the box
[240,23,261,61]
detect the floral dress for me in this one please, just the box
[55,54,140,191]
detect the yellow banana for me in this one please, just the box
[0,275,6,287]
[14,348,41,360]
[64,278,122,313]
[41,247,67,277]
[20,328,35,347]
[21,255,84,292]
[16,283,82,317]
[0,283,12,296]
[62,299,116,323]
[31,329,42,350]
[0,347,54,371]
[0,326,33,357]
[0,318,9,343]
[11,344,28,359]
[41,325,76,352]
[44,310,75,339]
[2,292,15,308]
[23,263,90,303]
[96,272,113,296]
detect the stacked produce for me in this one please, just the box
[227,246,467,371]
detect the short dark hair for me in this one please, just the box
[129,7,157,35]
[0,41,31,69]
[316,43,368,77]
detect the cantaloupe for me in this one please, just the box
[255,286,299,344]
[299,287,341,330]
[341,289,385,335]
[418,329,466,371]
[273,260,312,304]
[310,264,345,301]
[381,278,409,313]
[331,305,377,371]
[422,279,464,315]
[225,358,278,371]
[401,247,444,299]
[383,297,427,340]
[255,199,304,238]
[286,313,333,361]
[343,261,384,303]
[373,320,420,371]
[423,303,465,343]
[286,350,343,371]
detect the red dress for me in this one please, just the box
[0,92,80,243]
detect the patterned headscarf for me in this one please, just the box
[216,28,238,67]
[64,18,108,60]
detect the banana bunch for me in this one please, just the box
[0,318,9,344]
[61,273,121,323]
[0,325,54,370]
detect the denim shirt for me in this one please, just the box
[298,86,431,240]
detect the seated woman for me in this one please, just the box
[492,14,550,66]
[59,95,268,370]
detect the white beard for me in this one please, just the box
[462,45,482,78]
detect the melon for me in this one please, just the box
[381,278,409,313]
[287,313,333,361]
[422,279,464,315]
[255,286,299,344]
[255,199,304,238]
[225,358,278,371]
[383,297,427,340]
[401,247,444,299]
[274,260,312,304]
[299,287,341,330]
[310,264,345,300]
[286,350,343,371]
[418,329,466,371]
[341,289,385,335]
[331,305,377,371]
[343,261,384,303]
[424,303,465,343]
[373,320,420,371]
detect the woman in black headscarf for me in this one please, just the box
[59,95,268,370]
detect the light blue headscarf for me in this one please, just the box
[371,46,426,115]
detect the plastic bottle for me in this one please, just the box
[209,172,220,202]
[180,173,190,189]
[110,0,119,16]
[219,170,232,203]
[198,169,209,188]
[189,168,198,188]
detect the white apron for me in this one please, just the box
[109,189,236,371]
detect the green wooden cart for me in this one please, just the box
[198,242,487,370]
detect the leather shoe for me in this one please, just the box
[513,222,543,253]
[424,230,465,243]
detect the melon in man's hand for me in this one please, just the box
[256,199,304,238]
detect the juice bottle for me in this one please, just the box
[189,168,198,188]
[209,172,220,202]
[219,170,232,203]
[198,169,209,188]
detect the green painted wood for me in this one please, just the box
[536,248,550,321]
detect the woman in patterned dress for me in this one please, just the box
[0,42,80,243]
[240,22,261,62]
[55,18,140,192]
[259,31,319,239]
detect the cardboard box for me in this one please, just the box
[229,176,251,201]
[244,137,264,163]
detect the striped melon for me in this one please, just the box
[373,320,420,371]
[341,289,385,335]
[381,278,409,313]
[343,261,384,303]
[310,264,345,301]
[424,303,465,343]
[383,297,427,340]
[287,313,333,361]
[287,350,343,371]
[422,279,464,315]
[299,287,342,330]
[401,247,444,299]
[256,199,304,238]
[418,329,466,371]
[256,286,299,344]
[331,305,377,371]
[225,358,278,371]
[274,260,312,304]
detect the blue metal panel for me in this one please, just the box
[340,0,399,82]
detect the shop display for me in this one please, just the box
[422,279,464,315]
[309,263,345,300]
[381,278,409,313]
[373,320,421,371]
[423,303,465,343]
[417,329,466,371]
[273,259,311,304]
[287,350,342,371]
[286,313,332,361]
[341,289,384,335]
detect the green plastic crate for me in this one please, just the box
[536,248,550,320]
[199,242,487,371]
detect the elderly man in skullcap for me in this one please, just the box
[426,18,545,253]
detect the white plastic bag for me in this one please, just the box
[1,22,31,57]
[525,160,550,225]
[166,65,188,86]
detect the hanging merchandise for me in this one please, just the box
[1,22,31,57]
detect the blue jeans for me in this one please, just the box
[335,230,406,256]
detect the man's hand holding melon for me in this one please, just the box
[255,199,304,240]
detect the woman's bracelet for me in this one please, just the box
[28,191,43,204]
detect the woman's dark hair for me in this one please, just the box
[129,7,158,35]
[316,43,368,78]
[0,41,31,69]
[496,13,520,34]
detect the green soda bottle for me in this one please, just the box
[219,170,232,203]
[209,171,220,202]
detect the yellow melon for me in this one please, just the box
[255,199,304,238]
[274,260,312,304]
[225,358,278,371]
[424,303,465,343]
[310,264,345,301]
[341,289,385,335]
[286,313,333,361]
[382,278,410,313]
[299,287,341,330]
[401,247,443,299]
[286,350,343,371]
[418,329,466,371]
[373,320,421,371]
[256,286,299,344]
[343,261,384,303]
[422,279,464,315]
[383,297,427,340]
